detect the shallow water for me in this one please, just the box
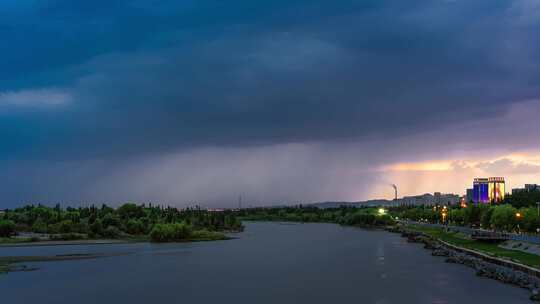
[0,222,531,304]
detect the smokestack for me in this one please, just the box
[391,184,397,200]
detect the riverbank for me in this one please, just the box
[0,228,235,248]
[390,224,540,301]
[0,238,135,248]
[400,224,540,268]
[0,232,233,274]
[0,252,129,274]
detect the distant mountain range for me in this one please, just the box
[308,199,396,209]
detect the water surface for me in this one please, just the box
[0,222,530,303]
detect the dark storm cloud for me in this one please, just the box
[1,0,540,206]
[2,0,539,160]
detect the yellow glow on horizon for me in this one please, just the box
[503,153,540,166]
[367,150,540,201]
[380,151,540,173]
[382,161,454,172]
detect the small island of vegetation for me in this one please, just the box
[0,203,243,273]
[0,203,243,244]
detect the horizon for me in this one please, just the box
[2,181,531,210]
[2,1,540,209]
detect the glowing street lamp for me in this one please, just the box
[378,208,386,216]
[441,206,448,222]
[516,212,522,233]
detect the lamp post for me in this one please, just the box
[441,206,448,226]
[516,212,522,234]
[536,202,540,234]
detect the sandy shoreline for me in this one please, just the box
[0,239,135,248]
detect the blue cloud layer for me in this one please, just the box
[1,0,539,205]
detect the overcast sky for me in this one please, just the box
[1,0,540,208]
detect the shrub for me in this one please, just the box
[125,219,145,235]
[51,233,86,241]
[59,220,74,233]
[102,213,121,228]
[190,229,227,241]
[0,220,15,237]
[102,225,121,238]
[490,205,517,231]
[149,222,193,242]
[89,219,104,236]
[31,218,48,233]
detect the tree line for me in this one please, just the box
[392,190,540,232]
[392,204,540,233]
[239,206,395,227]
[0,203,243,242]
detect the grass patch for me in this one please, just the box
[189,230,229,241]
[0,263,8,274]
[406,225,540,269]
[0,237,39,244]
[0,252,130,274]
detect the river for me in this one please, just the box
[0,222,531,303]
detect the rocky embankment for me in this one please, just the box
[387,226,540,301]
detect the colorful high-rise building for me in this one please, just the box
[488,177,505,203]
[472,177,505,203]
[473,178,489,203]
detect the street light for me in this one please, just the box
[516,212,522,233]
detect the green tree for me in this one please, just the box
[521,208,540,232]
[102,213,121,228]
[59,220,74,233]
[463,205,483,226]
[103,226,121,238]
[32,218,48,233]
[0,220,15,237]
[480,207,494,229]
[449,209,465,225]
[117,203,144,220]
[490,205,517,231]
[149,222,193,242]
[89,219,104,236]
[125,219,145,235]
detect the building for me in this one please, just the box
[473,178,489,203]
[512,188,525,195]
[472,177,505,203]
[525,184,540,192]
[512,184,539,194]
[401,192,460,206]
[466,188,474,203]
[488,177,505,203]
